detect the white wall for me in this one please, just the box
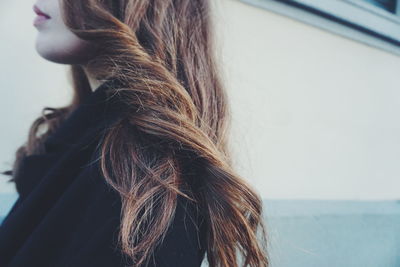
[1,0,399,200]
[0,0,70,193]
[213,0,400,200]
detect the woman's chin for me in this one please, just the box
[34,38,96,65]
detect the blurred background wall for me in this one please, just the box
[0,0,70,193]
[1,0,400,201]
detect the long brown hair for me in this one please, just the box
[4,0,269,266]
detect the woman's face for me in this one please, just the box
[33,0,97,65]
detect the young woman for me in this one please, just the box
[0,0,269,266]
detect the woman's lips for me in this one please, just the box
[33,5,51,18]
[33,5,51,27]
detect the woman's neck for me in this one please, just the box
[81,65,104,92]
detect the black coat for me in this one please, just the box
[0,79,207,267]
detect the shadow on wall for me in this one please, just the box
[1,194,399,267]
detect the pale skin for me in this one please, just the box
[33,0,102,91]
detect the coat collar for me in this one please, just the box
[13,78,126,198]
[43,78,125,153]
